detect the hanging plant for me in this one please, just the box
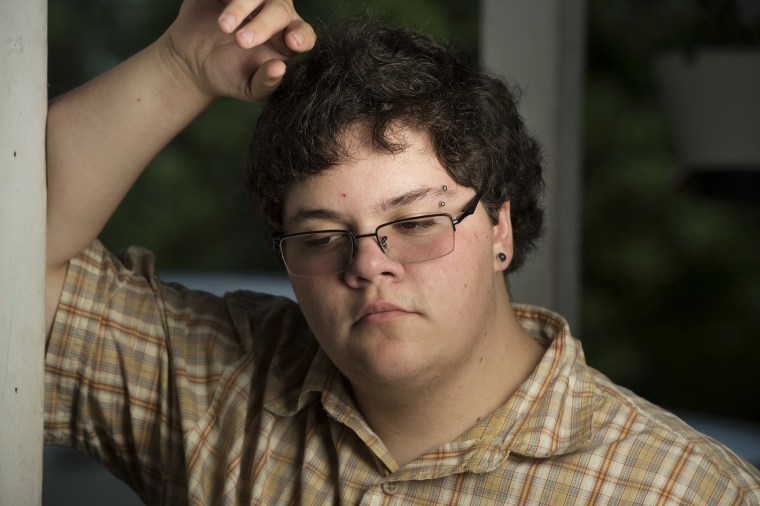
[652,0,760,200]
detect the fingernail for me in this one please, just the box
[290,31,303,48]
[219,15,236,32]
[238,30,255,47]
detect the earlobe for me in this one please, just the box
[492,202,513,272]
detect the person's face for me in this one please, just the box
[282,128,513,394]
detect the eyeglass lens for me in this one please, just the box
[281,214,455,276]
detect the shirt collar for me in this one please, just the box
[498,304,596,458]
[264,304,596,470]
[263,347,333,417]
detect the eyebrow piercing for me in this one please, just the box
[439,184,449,206]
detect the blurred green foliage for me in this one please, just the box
[49,0,759,423]
[583,0,760,422]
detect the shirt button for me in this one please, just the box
[381,482,399,495]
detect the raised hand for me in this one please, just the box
[162,0,315,102]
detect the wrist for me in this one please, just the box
[151,32,216,110]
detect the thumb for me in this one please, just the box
[247,59,287,102]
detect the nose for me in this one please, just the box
[350,231,388,257]
[343,232,403,286]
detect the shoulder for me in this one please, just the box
[587,368,760,503]
[505,304,760,503]
[53,239,317,375]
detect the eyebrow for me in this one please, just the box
[376,186,452,213]
[285,186,454,230]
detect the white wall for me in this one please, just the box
[481,0,586,329]
[0,1,48,504]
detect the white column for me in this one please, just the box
[481,0,586,328]
[0,1,48,504]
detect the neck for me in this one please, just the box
[351,278,545,467]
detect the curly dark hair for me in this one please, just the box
[245,18,544,274]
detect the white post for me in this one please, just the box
[0,0,48,504]
[481,0,586,328]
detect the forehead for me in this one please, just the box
[282,128,457,218]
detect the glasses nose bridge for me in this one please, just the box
[351,230,388,257]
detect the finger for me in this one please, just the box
[283,17,316,53]
[247,58,286,102]
[217,0,265,35]
[233,0,302,49]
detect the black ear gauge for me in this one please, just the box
[497,252,507,262]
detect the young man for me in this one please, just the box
[45,0,760,504]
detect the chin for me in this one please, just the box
[347,339,440,387]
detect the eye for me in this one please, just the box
[302,233,346,249]
[391,216,444,235]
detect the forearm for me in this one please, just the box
[44,0,315,336]
[46,36,213,269]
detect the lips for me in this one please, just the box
[354,301,412,325]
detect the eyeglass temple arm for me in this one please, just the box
[452,187,486,226]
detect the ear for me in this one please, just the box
[492,201,513,272]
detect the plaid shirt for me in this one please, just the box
[45,241,760,505]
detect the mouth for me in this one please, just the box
[354,302,413,325]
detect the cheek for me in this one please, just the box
[420,249,488,307]
[437,228,497,310]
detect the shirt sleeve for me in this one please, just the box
[43,240,271,502]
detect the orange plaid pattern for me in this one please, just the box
[45,241,760,504]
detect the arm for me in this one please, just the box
[45,0,315,334]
